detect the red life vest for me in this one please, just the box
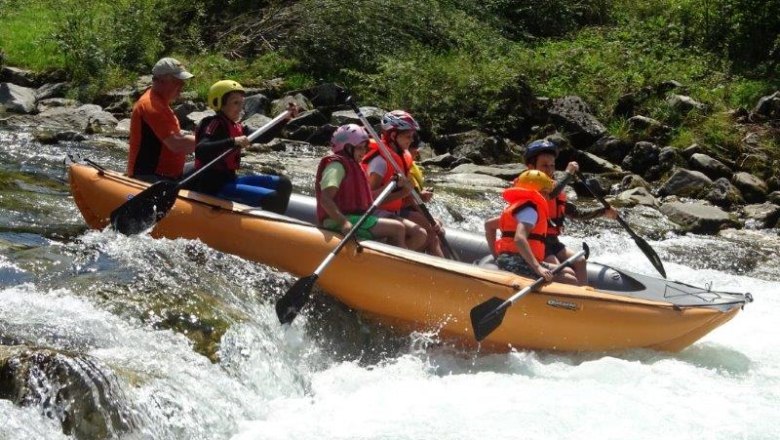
[547,191,566,236]
[361,137,413,213]
[194,113,242,172]
[494,187,548,262]
[315,152,373,224]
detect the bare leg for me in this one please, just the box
[557,247,588,285]
[404,210,444,257]
[371,218,407,248]
[400,218,427,251]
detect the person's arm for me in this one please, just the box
[513,223,553,281]
[484,216,499,257]
[320,186,351,234]
[162,133,196,154]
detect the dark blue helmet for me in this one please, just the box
[524,139,559,162]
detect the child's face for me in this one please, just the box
[351,141,369,161]
[529,153,556,178]
[393,130,415,150]
[222,92,245,122]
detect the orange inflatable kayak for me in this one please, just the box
[68,162,751,352]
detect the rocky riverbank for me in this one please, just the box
[2,64,780,235]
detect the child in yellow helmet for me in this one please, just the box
[484,170,578,284]
[189,80,295,213]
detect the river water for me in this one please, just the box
[0,126,778,439]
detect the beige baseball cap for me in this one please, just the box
[151,57,194,80]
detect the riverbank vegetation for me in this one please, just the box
[1,0,777,151]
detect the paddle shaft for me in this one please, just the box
[575,172,666,278]
[177,110,291,189]
[310,178,399,277]
[346,97,459,261]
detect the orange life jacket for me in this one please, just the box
[495,187,548,261]
[361,138,413,213]
[547,191,566,236]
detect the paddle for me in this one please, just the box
[345,96,460,261]
[470,243,590,342]
[110,110,291,235]
[275,177,400,325]
[575,172,667,278]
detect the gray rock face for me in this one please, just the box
[689,153,732,180]
[588,135,632,165]
[0,347,135,440]
[753,91,780,118]
[185,110,216,130]
[36,104,118,131]
[449,163,526,180]
[706,177,744,208]
[270,93,313,116]
[658,168,713,198]
[667,94,704,113]
[660,201,739,234]
[547,96,607,148]
[622,141,660,178]
[428,172,508,189]
[0,83,37,114]
[0,66,38,87]
[420,153,460,168]
[615,187,659,208]
[286,109,328,129]
[440,130,518,165]
[731,172,768,203]
[242,93,269,119]
[576,150,623,174]
[742,203,780,229]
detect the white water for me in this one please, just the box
[2,233,776,440]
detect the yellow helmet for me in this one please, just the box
[207,80,245,112]
[514,169,553,192]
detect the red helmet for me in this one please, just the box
[331,124,369,154]
[381,110,420,132]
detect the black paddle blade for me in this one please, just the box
[276,275,319,325]
[633,235,667,278]
[470,297,509,342]
[110,180,179,235]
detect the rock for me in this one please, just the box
[656,146,686,177]
[667,94,704,113]
[270,93,313,116]
[613,93,635,117]
[627,115,671,138]
[330,107,384,126]
[768,191,780,205]
[658,168,713,198]
[113,118,131,135]
[294,82,347,107]
[449,163,526,180]
[742,203,780,229]
[588,135,632,165]
[620,174,651,191]
[0,66,37,87]
[0,83,37,114]
[576,150,623,174]
[547,96,607,148]
[614,187,659,208]
[36,104,118,131]
[34,82,68,100]
[706,177,744,208]
[0,347,135,439]
[173,101,199,130]
[660,201,739,234]
[753,91,780,119]
[242,93,269,119]
[731,172,768,203]
[36,97,79,113]
[622,141,660,178]
[688,153,732,180]
[657,80,684,94]
[184,110,216,130]
[428,172,508,190]
[286,109,328,129]
[82,137,128,152]
[439,130,518,165]
[242,113,272,129]
[284,124,335,145]
[681,144,702,158]
[420,153,460,168]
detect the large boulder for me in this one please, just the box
[0,83,37,114]
[706,177,745,208]
[667,94,704,114]
[731,172,768,203]
[36,104,118,132]
[270,93,313,116]
[742,203,780,229]
[688,153,732,180]
[330,106,384,126]
[658,168,713,198]
[588,135,632,165]
[621,141,660,179]
[449,163,526,181]
[242,93,269,119]
[660,201,739,234]
[614,186,659,208]
[439,130,518,165]
[753,91,780,119]
[547,96,607,148]
[576,150,623,174]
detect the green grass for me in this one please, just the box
[0,2,64,70]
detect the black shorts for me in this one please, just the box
[496,253,538,278]
[545,235,566,258]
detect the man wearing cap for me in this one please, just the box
[524,139,618,284]
[127,57,197,182]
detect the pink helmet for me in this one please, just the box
[381,110,420,132]
[331,124,369,153]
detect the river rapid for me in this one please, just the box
[0,126,778,440]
